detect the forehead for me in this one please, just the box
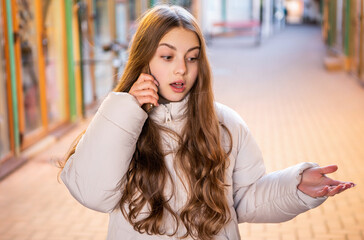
[159,27,200,49]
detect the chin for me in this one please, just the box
[169,96,185,102]
[162,93,186,103]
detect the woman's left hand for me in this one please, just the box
[298,165,355,198]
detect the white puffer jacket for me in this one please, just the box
[61,92,326,240]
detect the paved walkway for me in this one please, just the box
[1,25,363,240]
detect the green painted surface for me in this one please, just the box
[65,0,77,121]
[344,0,354,57]
[5,0,20,154]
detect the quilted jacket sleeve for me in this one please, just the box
[61,92,148,213]
[230,115,327,223]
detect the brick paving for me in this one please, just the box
[1,25,364,240]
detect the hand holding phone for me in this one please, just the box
[142,72,160,112]
[129,72,159,113]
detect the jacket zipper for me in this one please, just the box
[164,105,172,123]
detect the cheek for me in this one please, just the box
[189,64,199,81]
[151,68,170,84]
[149,60,170,83]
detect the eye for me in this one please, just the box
[187,57,198,62]
[161,56,173,61]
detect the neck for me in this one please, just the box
[159,94,190,105]
[158,96,170,105]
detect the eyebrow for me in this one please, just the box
[158,43,200,52]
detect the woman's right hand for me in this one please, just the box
[129,73,159,107]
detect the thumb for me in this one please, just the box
[320,165,338,175]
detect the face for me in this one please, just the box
[149,27,200,102]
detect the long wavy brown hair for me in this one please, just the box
[60,5,232,240]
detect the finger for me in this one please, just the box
[134,89,159,103]
[323,178,346,187]
[326,184,344,197]
[136,95,159,107]
[316,186,329,197]
[323,177,356,187]
[129,88,158,100]
[322,182,355,196]
[132,80,159,93]
[319,165,338,175]
[133,88,159,97]
[341,182,355,190]
[139,73,159,87]
[138,73,155,81]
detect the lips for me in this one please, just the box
[170,82,184,88]
[170,81,185,93]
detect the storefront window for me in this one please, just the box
[77,0,115,106]
[115,0,128,79]
[115,1,128,43]
[94,0,114,99]
[0,2,11,159]
[16,0,43,134]
[42,0,67,127]
[76,0,95,106]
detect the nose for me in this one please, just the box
[174,57,187,75]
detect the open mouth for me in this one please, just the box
[170,82,186,93]
[170,82,184,89]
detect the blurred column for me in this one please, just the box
[114,0,129,77]
[0,0,12,161]
[327,0,337,48]
[358,0,364,83]
[343,0,355,71]
[41,0,69,127]
[3,0,19,157]
[92,0,114,101]
[222,0,226,22]
[335,0,344,53]
[348,0,364,82]
[262,0,273,37]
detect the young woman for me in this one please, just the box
[60,5,355,240]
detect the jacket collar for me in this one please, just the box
[149,95,189,124]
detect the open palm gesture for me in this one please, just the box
[298,165,355,198]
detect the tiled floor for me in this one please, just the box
[1,25,363,240]
[211,25,364,240]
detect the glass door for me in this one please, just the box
[13,0,69,148]
[76,0,115,110]
[41,0,67,129]
[15,0,43,137]
[114,0,129,81]
[93,0,114,99]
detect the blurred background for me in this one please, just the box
[1,0,364,240]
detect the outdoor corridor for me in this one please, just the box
[1,25,364,240]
